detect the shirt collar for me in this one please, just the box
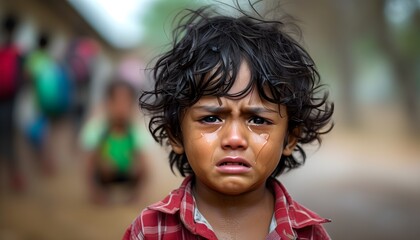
[147,176,212,237]
[268,177,330,229]
[147,175,192,214]
[148,176,330,238]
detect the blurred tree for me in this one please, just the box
[332,0,359,126]
[332,0,420,133]
[372,0,420,133]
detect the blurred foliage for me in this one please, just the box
[141,0,204,47]
[395,23,420,59]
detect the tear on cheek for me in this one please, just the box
[200,127,222,164]
[200,126,221,143]
[248,127,270,164]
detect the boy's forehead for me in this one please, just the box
[191,93,285,117]
[194,95,273,110]
[195,89,278,112]
[225,61,274,101]
[227,61,251,95]
[196,61,276,107]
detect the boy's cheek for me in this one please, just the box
[253,139,282,163]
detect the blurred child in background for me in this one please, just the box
[23,31,73,175]
[80,80,149,204]
[65,37,99,130]
[0,13,25,191]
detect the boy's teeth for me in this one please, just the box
[221,162,247,166]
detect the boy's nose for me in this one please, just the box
[221,121,248,150]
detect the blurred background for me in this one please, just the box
[0,0,419,239]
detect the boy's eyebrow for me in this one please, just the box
[243,106,279,114]
[191,105,229,113]
[191,105,279,114]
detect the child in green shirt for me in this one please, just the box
[81,80,148,204]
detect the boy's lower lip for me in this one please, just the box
[216,165,252,174]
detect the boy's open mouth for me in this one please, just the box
[218,162,250,167]
[216,157,251,168]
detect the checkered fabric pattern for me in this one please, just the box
[123,176,331,240]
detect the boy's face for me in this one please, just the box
[172,62,297,195]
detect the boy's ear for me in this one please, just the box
[170,139,184,154]
[282,128,300,156]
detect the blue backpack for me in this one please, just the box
[26,51,73,117]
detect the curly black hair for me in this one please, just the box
[139,5,334,177]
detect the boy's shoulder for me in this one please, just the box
[125,206,182,239]
[124,176,198,240]
[268,178,331,226]
[147,176,192,212]
[267,178,331,239]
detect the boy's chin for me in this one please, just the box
[209,177,263,196]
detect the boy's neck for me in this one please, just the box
[192,177,275,239]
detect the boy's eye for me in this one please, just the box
[249,116,270,125]
[201,116,221,123]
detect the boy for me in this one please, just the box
[81,80,148,204]
[125,5,333,240]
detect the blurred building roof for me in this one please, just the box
[67,0,155,49]
[25,0,114,50]
[28,0,153,50]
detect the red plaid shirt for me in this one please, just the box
[123,176,331,239]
